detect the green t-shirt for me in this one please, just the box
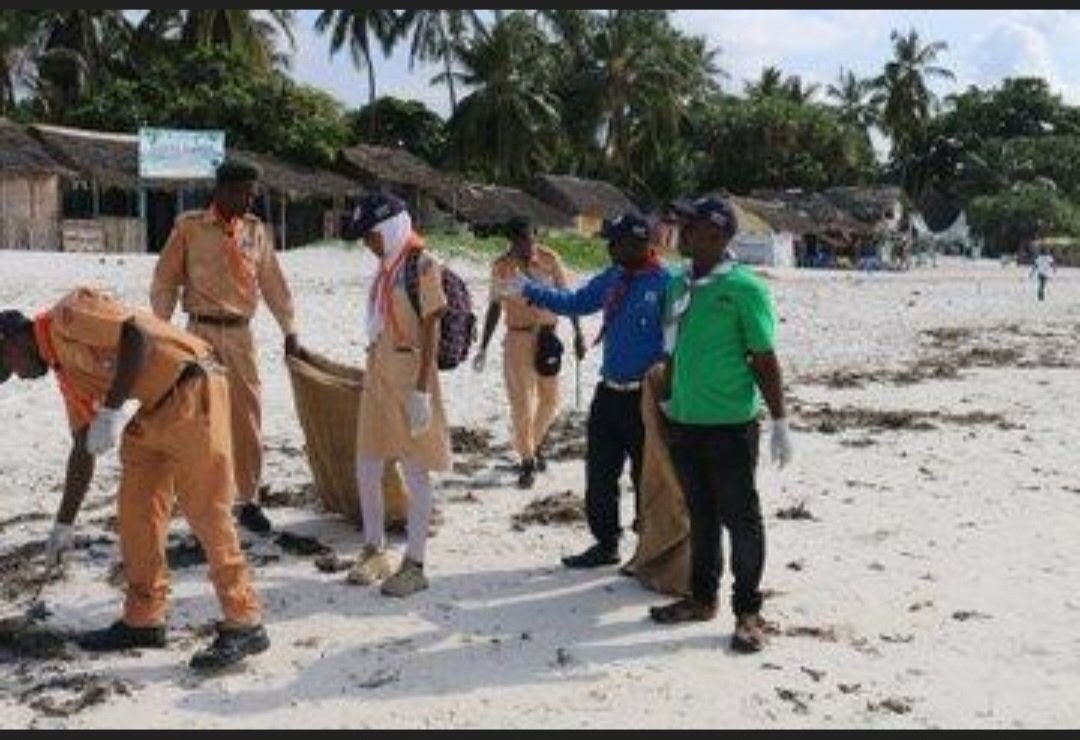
[664,262,776,425]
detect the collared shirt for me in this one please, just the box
[34,287,212,430]
[523,264,670,383]
[489,245,569,329]
[150,208,296,334]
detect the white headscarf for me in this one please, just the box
[366,210,415,341]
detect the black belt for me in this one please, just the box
[190,313,249,327]
[509,324,556,333]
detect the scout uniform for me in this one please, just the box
[34,287,261,629]
[150,206,296,504]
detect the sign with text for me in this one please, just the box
[138,128,224,179]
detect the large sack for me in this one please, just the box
[623,363,691,597]
[285,349,408,528]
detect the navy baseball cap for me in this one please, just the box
[670,196,738,236]
[600,213,651,243]
[344,191,407,239]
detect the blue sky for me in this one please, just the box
[287,9,1080,116]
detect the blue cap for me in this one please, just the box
[670,196,738,236]
[600,212,651,243]
[344,191,407,240]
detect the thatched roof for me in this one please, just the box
[822,186,902,225]
[0,119,74,177]
[533,174,638,219]
[750,188,868,234]
[30,124,360,198]
[734,196,818,236]
[457,184,575,230]
[339,143,460,202]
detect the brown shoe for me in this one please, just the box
[649,598,717,624]
[731,613,767,653]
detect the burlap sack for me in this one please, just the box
[285,349,409,527]
[624,363,691,597]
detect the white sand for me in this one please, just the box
[1,247,1078,728]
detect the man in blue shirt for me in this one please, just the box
[496,213,671,569]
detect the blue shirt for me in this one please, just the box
[523,264,671,383]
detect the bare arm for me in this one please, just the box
[749,350,786,420]
[478,302,501,354]
[55,428,95,525]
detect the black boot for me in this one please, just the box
[517,459,537,490]
[77,620,167,652]
[236,502,272,534]
[189,623,270,672]
[561,543,619,569]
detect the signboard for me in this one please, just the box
[138,128,225,179]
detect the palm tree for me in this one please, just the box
[0,10,38,114]
[874,28,954,165]
[176,10,295,70]
[443,11,560,183]
[827,68,879,129]
[315,10,398,107]
[394,10,483,110]
[746,66,819,103]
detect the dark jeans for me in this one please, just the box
[585,383,645,551]
[669,420,765,616]
[1038,275,1048,301]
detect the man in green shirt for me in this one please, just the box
[649,195,793,654]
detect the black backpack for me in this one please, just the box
[403,252,477,371]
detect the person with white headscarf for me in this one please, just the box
[344,192,452,597]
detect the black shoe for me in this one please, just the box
[562,543,619,569]
[236,502,272,534]
[189,623,270,672]
[77,620,167,652]
[535,450,548,473]
[517,460,537,490]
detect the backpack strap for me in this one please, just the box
[404,250,423,318]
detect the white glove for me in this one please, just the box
[86,407,125,456]
[45,522,74,570]
[408,391,433,437]
[494,276,527,300]
[472,349,487,373]
[770,417,794,469]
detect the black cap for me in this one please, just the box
[215,158,261,185]
[670,195,738,237]
[600,212,651,243]
[505,215,532,240]
[344,191,407,240]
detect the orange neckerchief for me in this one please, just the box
[211,204,257,301]
[374,231,425,343]
[33,314,97,428]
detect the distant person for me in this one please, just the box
[1031,249,1056,301]
[151,160,302,535]
[473,217,586,489]
[496,213,670,569]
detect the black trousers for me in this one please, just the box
[585,383,645,551]
[669,420,765,616]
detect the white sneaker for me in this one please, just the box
[346,546,394,586]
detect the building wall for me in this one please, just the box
[61,217,146,253]
[0,174,62,251]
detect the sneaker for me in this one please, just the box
[189,623,270,672]
[649,598,718,625]
[517,459,537,490]
[380,558,428,598]
[77,620,167,652]
[731,613,768,653]
[535,450,548,473]
[346,546,395,586]
[236,502,272,534]
[561,543,619,569]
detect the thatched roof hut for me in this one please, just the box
[29,124,143,188]
[340,143,460,205]
[0,119,74,177]
[457,184,575,232]
[822,186,903,226]
[533,174,639,221]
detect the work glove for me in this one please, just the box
[408,391,433,437]
[86,407,125,457]
[44,522,74,570]
[472,349,487,374]
[769,417,794,469]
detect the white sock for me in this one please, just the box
[402,459,435,564]
[356,457,386,551]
